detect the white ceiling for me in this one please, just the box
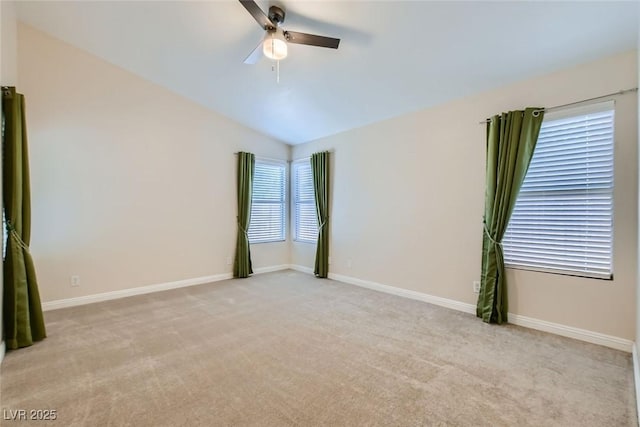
[15,1,638,145]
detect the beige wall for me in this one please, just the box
[1,0,18,352]
[292,51,638,340]
[19,24,290,302]
[1,1,18,85]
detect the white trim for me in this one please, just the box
[328,271,476,315]
[253,264,290,274]
[0,340,5,365]
[289,264,314,275]
[42,273,233,311]
[633,344,640,423]
[42,265,293,311]
[287,266,633,353]
[508,313,632,352]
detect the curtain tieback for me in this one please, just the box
[318,220,327,230]
[237,218,248,236]
[5,220,29,250]
[483,223,501,247]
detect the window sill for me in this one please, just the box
[293,239,317,245]
[505,264,613,281]
[250,239,286,245]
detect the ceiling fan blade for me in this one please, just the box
[284,31,340,49]
[239,0,275,30]
[243,39,264,64]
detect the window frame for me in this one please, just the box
[502,101,615,280]
[292,158,318,244]
[247,158,287,244]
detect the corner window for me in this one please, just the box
[292,159,318,243]
[248,159,286,243]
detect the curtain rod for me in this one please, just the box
[478,87,638,124]
[292,150,335,162]
[233,153,291,163]
[234,150,334,164]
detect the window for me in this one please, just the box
[293,159,318,243]
[503,101,614,279]
[248,159,286,243]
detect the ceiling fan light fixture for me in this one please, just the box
[239,0,340,66]
[263,32,287,60]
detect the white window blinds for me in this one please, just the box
[293,159,318,243]
[502,101,614,279]
[248,159,286,243]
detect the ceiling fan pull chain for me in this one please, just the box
[277,60,280,84]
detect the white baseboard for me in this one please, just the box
[633,344,640,423]
[508,313,632,352]
[289,264,314,275]
[288,265,633,353]
[253,264,291,274]
[41,265,292,312]
[328,271,477,315]
[42,273,233,311]
[0,340,5,365]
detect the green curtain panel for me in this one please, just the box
[477,108,544,324]
[233,152,255,278]
[311,151,330,278]
[2,87,46,349]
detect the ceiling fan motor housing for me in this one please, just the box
[268,6,285,27]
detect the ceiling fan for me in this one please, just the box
[239,0,341,64]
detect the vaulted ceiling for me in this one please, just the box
[15,1,638,145]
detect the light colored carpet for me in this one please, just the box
[1,270,636,426]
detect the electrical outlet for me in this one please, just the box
[473,281,481,293]
[71,275,80,287]
[226,257,232,266]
